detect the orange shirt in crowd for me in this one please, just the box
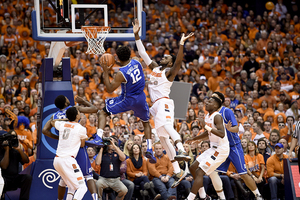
[266,154,288,178]
[244,153,265,177]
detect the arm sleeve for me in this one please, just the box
[135,39,152,66]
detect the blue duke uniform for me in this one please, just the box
[53,106,92,177]
[106,59,150,121]
[216,106,247,174]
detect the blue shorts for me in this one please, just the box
[76,147,93,177]
[106,93,150,121]
[216,142,247,174]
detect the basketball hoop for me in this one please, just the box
[81,26,111,54]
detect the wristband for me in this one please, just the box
[205,125,212,132]
[180,41,184,45]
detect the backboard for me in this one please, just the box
[32,0,146,42]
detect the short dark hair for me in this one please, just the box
[54,95,66,109]
[116,46,131,61]
[213,91,225,104]
[66,107,78,121]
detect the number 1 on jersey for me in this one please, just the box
[130,69,141,84]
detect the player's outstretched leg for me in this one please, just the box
[240,174,263,200]
[160,124,191,162]
[143,121,156,163]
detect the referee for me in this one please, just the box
[289,120,300,173]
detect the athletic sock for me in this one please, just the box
[217,191,225,199]
[176,142,185,152]
[146,139,152,151]
[252,188,261,196]
[187,192,196,200]
[172,161,181,174]
[198,187,206,198]
[91,193,98,200]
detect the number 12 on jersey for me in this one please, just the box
[130,69,141,84]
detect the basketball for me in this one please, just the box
[265,1,274,10]
[100,53,115,67]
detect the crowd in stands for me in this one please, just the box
[0,0,300,199]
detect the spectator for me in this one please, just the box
[126,144,160,200]
[269,129,280,151]
[147,142,176,200]
[257,138,271,163]
[0,130,31,200]
[252,122,269,144]
[95,137,128,200]
[266,143,288,200]
[277,137,295,158]
[244,141,266,196]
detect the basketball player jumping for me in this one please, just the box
[211,92,263,200]
[133,19,193,187]
[100,41,157,163]
[186,97,229,200]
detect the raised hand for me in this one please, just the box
[132,18,140,35]
[180,32,194,45]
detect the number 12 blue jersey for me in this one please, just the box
[119,59,145,96]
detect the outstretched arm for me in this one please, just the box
[75,96,98,113]
[166,32,194,81]
[133,19,158,70]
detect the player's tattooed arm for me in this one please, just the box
[75,96,98,113]
[211,115,226,138]
[42,119,59,140]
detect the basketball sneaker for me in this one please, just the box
[171,162,188,188]
[145,149,157,163]
[85,133,103,148]
[174,149,191,162]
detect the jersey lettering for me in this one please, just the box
[130,68,141,84]
[64,124,74,129]
[150,71,162,77]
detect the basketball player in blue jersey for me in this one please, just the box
[101,45,156,163]
[211,92,263,200]
[43,95,102,200]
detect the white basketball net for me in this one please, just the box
[81,26,110,54]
